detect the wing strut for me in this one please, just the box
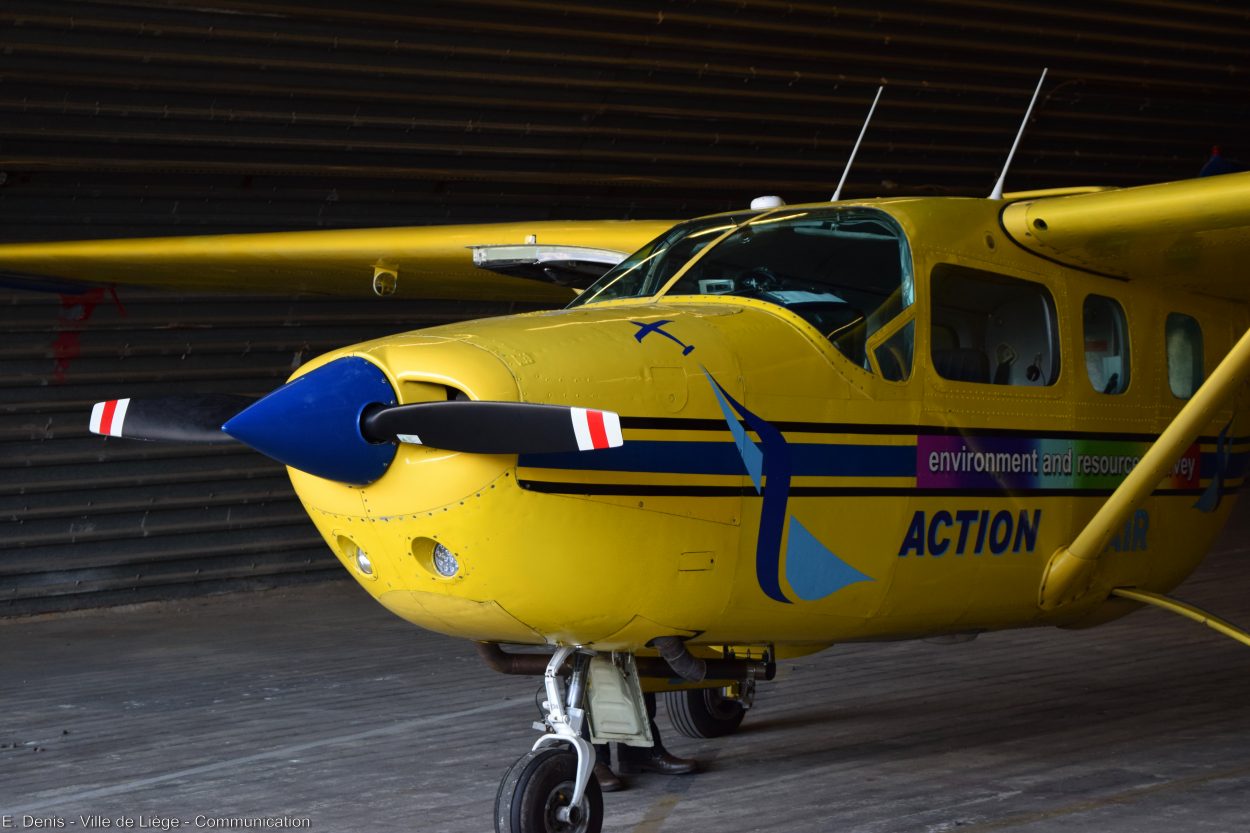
[1109,588,1250,648]
[1039,324,1250,610]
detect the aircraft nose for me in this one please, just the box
[223,355,399,485]
[225,333,622,485]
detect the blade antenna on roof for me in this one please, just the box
[831,85,884,202]
[989,68,1048,200]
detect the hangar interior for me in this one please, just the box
[4,4,1250,833]
[3,0,1248,616]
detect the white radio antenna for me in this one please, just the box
[831,85,883,202]
[989,68,1048,200]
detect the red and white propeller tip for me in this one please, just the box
[87,393,251,444]
[89,398,131,438]
[569,407,623,451]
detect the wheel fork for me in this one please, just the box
[531,646,595,825]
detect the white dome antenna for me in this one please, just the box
[750,195,786,210]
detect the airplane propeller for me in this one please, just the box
[89,394,254,444]
[360,400,622,455]
[88,357,622,485]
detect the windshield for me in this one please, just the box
[665,208,914,376]
[568,212,758,307]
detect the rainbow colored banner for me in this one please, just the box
[916,435,1199,492]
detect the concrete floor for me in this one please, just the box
[3,514,1250,832]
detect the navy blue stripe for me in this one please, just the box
[519,441,916,478]
[791,443,916,477]
[518,481,1212,498]
[520,441,1244,481]
[617,415,1250,447]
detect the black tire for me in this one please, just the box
[664,687,747,739]
[494,747,603,833]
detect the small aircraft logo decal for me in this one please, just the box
[631,319,695,355]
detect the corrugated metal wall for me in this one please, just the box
[3,0,1248,239]
[2,1,1248,614]
[1,292,536,614]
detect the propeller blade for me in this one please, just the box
[87,358,620,488]
[361,401,623,454]
[88,394,254,443]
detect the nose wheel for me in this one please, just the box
[496,646,604,833]
[495,747,604,833]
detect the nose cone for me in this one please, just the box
[224,356,397,484]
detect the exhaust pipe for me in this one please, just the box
[476,642,774,682]
[651,635,706,682]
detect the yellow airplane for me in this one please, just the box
[4,168,1250,833]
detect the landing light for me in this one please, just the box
[355,547,374,576]
[432,543,460,577]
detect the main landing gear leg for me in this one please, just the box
[495,646,603,833]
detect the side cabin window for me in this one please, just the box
[1166,312,1203,399]
[1083,295,1130,394]
[930,264,1060,386]
[663,208,915,380]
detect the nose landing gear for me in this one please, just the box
[492,645,769,831]
[495,647,604,833]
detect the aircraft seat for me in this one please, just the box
[932,348,990,384]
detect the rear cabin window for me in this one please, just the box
[931,264,1060,386]
[1166,313,1203,398]
[1083,295,1130,394]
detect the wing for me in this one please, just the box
[1000,171,1250,301]
[0,219,676,302]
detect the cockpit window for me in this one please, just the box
[569,212,758,307]
[664,208,914,371]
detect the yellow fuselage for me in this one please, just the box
[287,197,1249,655]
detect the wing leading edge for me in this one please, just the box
[1000,171,1250,301]
[0,219,675,302]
